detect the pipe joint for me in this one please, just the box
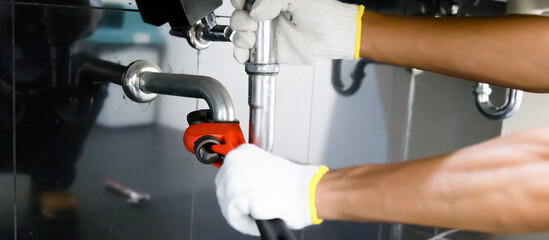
[245,64,280,75]
[122,60,160,103]
[473,83,523,120]
[94,59,236,122]
[139,72,236,122]
[187,12,234,50]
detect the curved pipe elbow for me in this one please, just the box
[474,83,523,120]
[139,72,235,122]
[80,59,236,122]
[176,74,236,122]
[121,60,235,122]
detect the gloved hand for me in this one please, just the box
[215,144,329,236]
[230,0,365,65]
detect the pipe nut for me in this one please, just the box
[123,60,160,103]
[187,23,212,50]
[245,64,280,74]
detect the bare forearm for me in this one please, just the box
[361,11,549,93]
[316,127,549,233]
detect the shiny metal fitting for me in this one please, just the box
[245,64,280,74]
[187,13,234,50]
[187,22,212,50]
[122,60,161,103]
[474,83,523,120]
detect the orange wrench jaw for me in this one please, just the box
[183,120,246,167]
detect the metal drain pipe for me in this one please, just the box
[474,83,523,120]
[243,1,297,240]
[78,59,236,122]
[245,0,279,151]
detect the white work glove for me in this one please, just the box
[215,144,329,236]
[230,0,365,65]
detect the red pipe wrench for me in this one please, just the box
[183,110,297,240]
[183,110,246,167]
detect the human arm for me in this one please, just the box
[317,126,549,233]
[217,127,549,235]
[360,11,549,93]
[231,0,549,93]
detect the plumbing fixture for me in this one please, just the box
[242,1,297,240]
[78,58,127,86]
[473,83,523,120]
[78,59,235,122]
[79,58,241,167]
[245,1,279,152]
[331,59,374,96]
[121,60,161,103]
[139,71,235,122]
[186,13,235,50]
[135,0,232,50]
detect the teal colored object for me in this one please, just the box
[85,5,165,45]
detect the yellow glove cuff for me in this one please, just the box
[354,5,365,59]
[309,165,330,225]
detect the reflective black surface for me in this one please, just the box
[0,2,14,239]
[15,126,194,240]
[3,3,258,239]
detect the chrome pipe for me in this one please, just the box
[474,83,523,120]
[187,13,235,50]
[78,58,127,85]
[243,3,297,239]
[245,3,279,151]
[248,75,276,150]
[82,59,236,122]
[200,13,234,42]
[139,71,235,122]
[122,60,161,103]
[250,20,277,64]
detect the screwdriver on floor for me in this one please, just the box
[105,179,151,204]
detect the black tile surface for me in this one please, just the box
[12,4,109,240]
[11,4,197,239]
[0,1,14,239]
[14,125,195,240]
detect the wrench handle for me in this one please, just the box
[256,219,297,240]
